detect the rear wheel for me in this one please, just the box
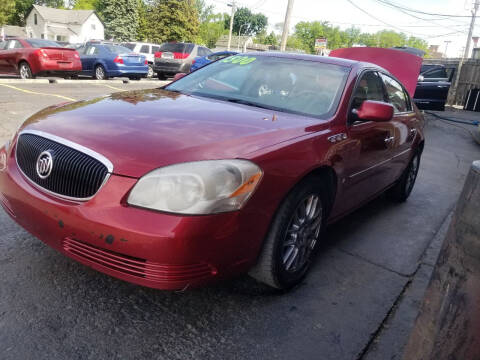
[157,72,167,80]
[147,65,154,78]
[387,151,421,202]
[249,176,327,290]
[19,62,34,79]
[94,65,107,80]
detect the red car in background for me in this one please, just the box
[0,51,425,291]
[0,38,82,79]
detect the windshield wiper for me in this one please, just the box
[224,98,278,111]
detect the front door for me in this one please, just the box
[331,70,395,217]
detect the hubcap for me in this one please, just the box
[406,155,419,194]
[20,65,30,79]
[282,194,322,273]
[96,67,104,79]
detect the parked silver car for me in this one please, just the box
[153,42,211,80]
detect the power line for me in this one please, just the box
[372,0,468,35]
[371,0,473,18]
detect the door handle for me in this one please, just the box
[384,136,395,143]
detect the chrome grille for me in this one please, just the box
[15,131,112,201]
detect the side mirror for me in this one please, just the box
[418,75,425,82]
[355,100,394,122]
[173,73,187,81]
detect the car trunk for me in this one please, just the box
[40,47,78,62]
[122,54,145,66]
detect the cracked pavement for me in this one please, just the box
[0,82,479,360]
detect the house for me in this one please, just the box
[0,25,27,40]
[25,4,104,43]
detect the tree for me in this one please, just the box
[72,0,98,9]
[224,7,267,36]
[195,0,213,23]
[0,0,15,26]
[137,0,150,41]
[198,13,228,48]
[256,30,278,46]
[147,0,199,43]
[97,0,139,41]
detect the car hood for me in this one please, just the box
[20,89,324,178]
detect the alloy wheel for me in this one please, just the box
[147,65,154,78]
[19,63,32,79]
[95,66,105,80]
[282,194,323,272]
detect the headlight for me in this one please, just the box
[127,160,263,214]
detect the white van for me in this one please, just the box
[121,42,162,78]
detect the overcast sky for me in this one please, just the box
[206,0,476,57]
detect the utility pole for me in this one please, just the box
[444,40,451,58]
[449,0,479,105]
[227,1,236,51]
[280,0,294,52]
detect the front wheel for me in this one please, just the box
[19,62,34,79]
[249,176,327,290]
[387,151,421,202]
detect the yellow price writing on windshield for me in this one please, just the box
[221,55,256,65]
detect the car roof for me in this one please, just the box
[241,51,371,69]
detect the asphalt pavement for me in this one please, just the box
[0,82,479,360]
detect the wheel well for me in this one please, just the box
[17,60,29,68]
[302,166,338,217]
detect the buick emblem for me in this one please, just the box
[36,151,53,179]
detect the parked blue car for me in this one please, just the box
[78,43,149,80]
[190,51,238,72]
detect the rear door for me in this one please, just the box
[3,40,24,74]
[0,40,10,73]
[414,66,451,110]
[380,73,419,183]
[80,45,98,73]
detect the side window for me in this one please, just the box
[140,45,149,53]
[207,54,219,61]
[423,68,447,79]
[77,46,86,54]
[7,40,23,49]
[151,46,160,54]
[380,74,408,113]
[351,71,385,110]
[85,46,98,55]
[0,41,6,50]
[197,47,205,57]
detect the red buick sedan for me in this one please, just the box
[0,52,424,290]
[0,38,81,79]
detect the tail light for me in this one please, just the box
[114,56,124,64]
[145,59,148,65]
[35,49,48,58]
[192,59,196,65]
[154,52,162,58]
[174,52,189,59]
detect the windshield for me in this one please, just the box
[166,55,350,119]
[159,43,194,53]
[26,39,60,48]
[105,45,133,54]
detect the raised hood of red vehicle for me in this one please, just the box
[330,47,422,96]
[20,89,325,178]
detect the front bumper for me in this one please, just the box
[0,146,263,290]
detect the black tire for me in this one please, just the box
[387,151,421,202]
[157,72,167,80]
[249,176,328,290]
[19,62,34,79]
[94,65,107,80]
